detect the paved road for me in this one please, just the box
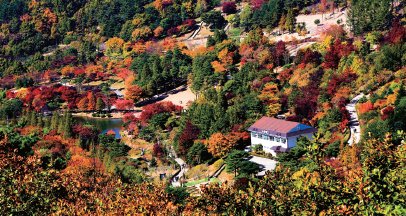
[249,156,278,176]
[110,87,124,99]
[346,93,363,145]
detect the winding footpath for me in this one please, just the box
[166,145,188,187]
[346,93,363,145]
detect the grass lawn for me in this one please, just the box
[229,28,242,37]
[184,177,220,187]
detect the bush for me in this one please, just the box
[314,19,320,25]
[92,113,97,117]
[222,2,237,14]
[107,113,112,118]
[95,113,100,117]
[213,159,225,169]
[63,35,77,45]
[100,114,106,118]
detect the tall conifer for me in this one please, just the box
[31,111,38,127]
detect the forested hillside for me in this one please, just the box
[1,0,406,214]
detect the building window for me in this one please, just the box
[264,135,269,140]
[281,138,286,144]
[258,133,263,139]
[252,132,257,138]
[269,136,274,141]
[276,137,280,142]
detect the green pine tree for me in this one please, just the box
[213,29,221,44]
[140,64,152,84]
[37,116,43,128]
[395,82,405,107]
[31,111,38,127]
[22,76,28,88]
[225,150,250,177]
[15,78,22,89]
[50,112,59,130]
[44,117,50,128]
[57,118,64,134]
[63,112,73,139]
[285,9,295,33]
[25,109,31,126]
[96,98,106,113]
[206,35,216,47]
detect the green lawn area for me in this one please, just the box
[184,177,220,187]
[229,28,242,37]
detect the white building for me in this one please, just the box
[248,117,318,156]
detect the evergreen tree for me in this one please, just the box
[15,78,22,89]
[226,150,250,177]
[285,9,295,33]
[37,116,43,128]
[172,47,182,61]
[25,109,31,126]
[44,117,50,128]
[150,157,157,167]
[30,111,38,127]
[206,35,216,47]
[140,64,152,85]
[170,63,179,89]
[22,76,28,88]
[96,98,106,113]
[63,112,73,139]
[50,112,59,130]
[213,29,221,44]
[152,59,162,96]
[395,82,405,107]
[57,118,64,134]
[29,77,34,86]
[279,13,286,33]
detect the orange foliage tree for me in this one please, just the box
[87,92,96,111]
[125,85,143,102]
[358,101,374,114]
[206,133,232,158]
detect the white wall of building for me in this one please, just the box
[250,132,315,156]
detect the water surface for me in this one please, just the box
[73,116,124,139]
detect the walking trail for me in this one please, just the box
[166,145,188,187]
[346,93,363,145]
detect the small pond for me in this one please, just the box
[73,116,124,139]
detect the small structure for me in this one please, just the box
[248,117,317,156]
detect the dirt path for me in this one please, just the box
[162,85,196,107]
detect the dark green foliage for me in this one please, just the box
[164,185,190,205]
[206,35,216,47]
[325,140,341,157]
[187,141,212,165]
[348,0,391,36]
[1,99,23,120]
[63,112,73,139]
[149,112,171,130]
[275,136,312,172]
[201,11,225,29]
[363,119,391,141]
[226,150,251,177]
[99,133,130,158]
[150,157,157,167]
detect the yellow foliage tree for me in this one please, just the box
[106,37,125,54]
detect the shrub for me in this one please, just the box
[92,113,97,117]
[213,159,225,169]
[314,19,320,25]
[63,35,77,45]
[107,113,112,118]
[100,114,106,118]
[222,2,237,14]
[95,113,100,117]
